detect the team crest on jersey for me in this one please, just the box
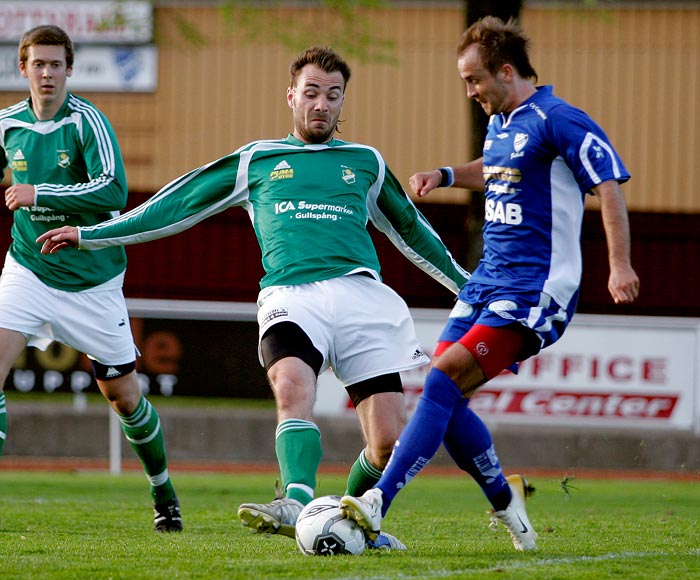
[11,149,27,172]
[511,133,528,160]
[270,160,294,180]
[513,133,528,152]
[57,151,71,168]
[341,165,356,184]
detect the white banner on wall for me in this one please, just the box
[315,312,700,433]
[0,45,157,92]
[0,1,153,44]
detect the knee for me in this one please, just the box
[269,373,315,420]
[105,391,141,416]
[366,423,404,469]
[272,377,300,407]
[99,373,141,415]
[365,440,395,470]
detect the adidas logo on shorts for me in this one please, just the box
[411,348,425,360]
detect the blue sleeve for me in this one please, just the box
[547,105,630,193]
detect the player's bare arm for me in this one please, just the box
[36,225,79,254]
[409,158,485,198]
[593,180,640,304]
[4,184,36,210]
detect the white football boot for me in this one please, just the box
[238,496,303,538]
[489,474,538,551]
[339,487,384,541]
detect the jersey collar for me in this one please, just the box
[285,134,340,147]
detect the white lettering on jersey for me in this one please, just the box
[528,102,547,119]
[487,183,517,195]
[485,199,523,225]
[275,201,296,213]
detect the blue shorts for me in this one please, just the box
[439,283,577,356]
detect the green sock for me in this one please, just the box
[118,396,175,504]
[275,419,322,505]
[0,392,6,458]
[345,448,383,496]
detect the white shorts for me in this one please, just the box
[256,274,430,386]
[0,253,137,365]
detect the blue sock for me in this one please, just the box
[376,368,462,516]
[442,398,511,511]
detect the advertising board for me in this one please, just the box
[6,299,699,433]
[316,311,700,433]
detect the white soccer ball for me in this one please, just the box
[295,495,366,556]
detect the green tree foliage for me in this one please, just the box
[217,0,397,63]
[100,0,397,63]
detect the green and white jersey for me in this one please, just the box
[78,135,470,292]
[0,93,127,291]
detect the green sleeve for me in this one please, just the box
[368,165,470,294]
[79,152,245,249]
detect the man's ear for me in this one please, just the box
[18,61,27,78]
[499,63,515,83]
[287,86,294,109]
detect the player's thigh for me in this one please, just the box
[52,289,137,365]
[0,255,55,348]
[256,284,332,372]
[455,285,572,351]
[260,321,324,376]
[0,328,29,384]
[333,277,429,384]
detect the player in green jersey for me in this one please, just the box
[0,25,181,532]
[38,46,471,549]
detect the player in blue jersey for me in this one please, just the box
[341,16,639,551]
[0,25,181,532]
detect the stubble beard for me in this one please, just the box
[300,124,335,144]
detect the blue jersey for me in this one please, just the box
[469,85,629,310]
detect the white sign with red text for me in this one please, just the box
[314,312,700,433]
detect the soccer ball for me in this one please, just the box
[295,495,366,556]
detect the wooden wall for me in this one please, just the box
[523,5,700,213]
[0,3,698,317]
[2,3,698,210]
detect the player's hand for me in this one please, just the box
[5,184,36,210]
[608,266,639,304]
[36,226,79,254]
[409,170,441,197]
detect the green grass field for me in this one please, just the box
[1,469,699,580]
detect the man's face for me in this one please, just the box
[287,64,345,144]
[458,44,512,116]
[19,44,72,113]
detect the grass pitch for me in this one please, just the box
[1,468,699,580]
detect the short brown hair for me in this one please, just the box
[19,25,74,68]
[457,16,537,82]
[289,46,351,90]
